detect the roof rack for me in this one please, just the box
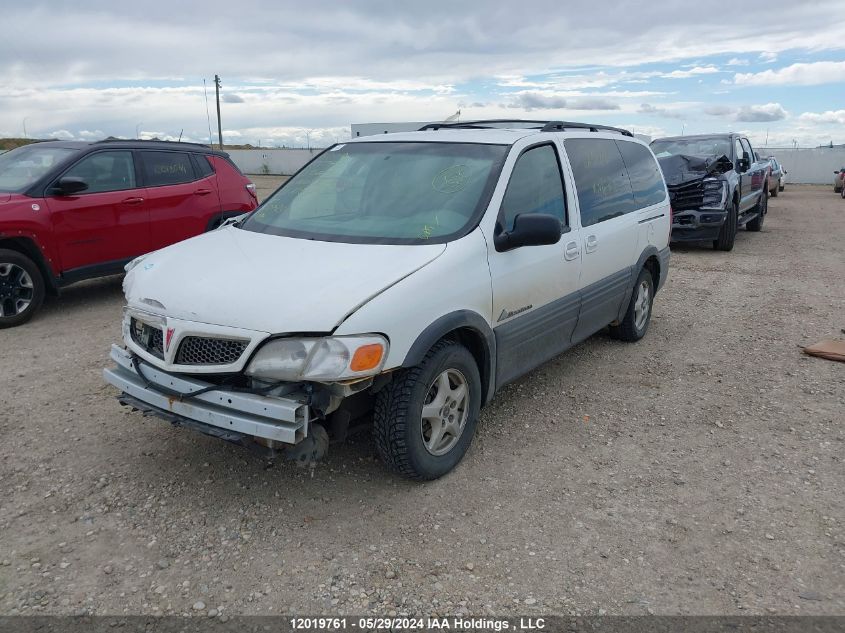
[418,119,633,137]
[94,139,213,149]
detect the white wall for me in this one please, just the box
[226,148,320,175]
[764,147,845,185]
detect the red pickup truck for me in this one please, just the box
[0,139,258,327]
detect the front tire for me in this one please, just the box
[713,199,738,251]
[609,267,655,342]
[0,249,45,328]
[771,185,778,197]
[373,339,481,480]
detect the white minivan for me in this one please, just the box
[104,120,671,480]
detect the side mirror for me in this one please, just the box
[737,156,749,172]
[495,213,562,252]
[50,177,88,196]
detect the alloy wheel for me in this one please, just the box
[633,280,651,331]
[0,263,34,318]
[420,368,469,456]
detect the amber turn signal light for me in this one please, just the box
[350,343,384,372]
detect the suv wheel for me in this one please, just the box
[609,267,655,342]
[0,249,45,328]
[713,200,738,251]
[373,339,481,480]
[747,187,767,232]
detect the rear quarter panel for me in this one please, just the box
[210,156,257,213]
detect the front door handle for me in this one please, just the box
[121,197,144,205]
[564,241,580,261]
[194,189,212,196]
[585,234,598,253]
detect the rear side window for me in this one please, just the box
[616,141,666,209]
[500,144,566,231]
[140,151,196,187]
[564,138,635,227]
[61,150,136,194]
[193,154,214,178]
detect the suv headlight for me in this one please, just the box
[245,335,389,382]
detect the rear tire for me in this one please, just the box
[0,249,45,328]
[747,187,767,232]
[609,267,655,343]
[373,339,481,480]
[713,200,737,251]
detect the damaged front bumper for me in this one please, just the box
[671,208,728,242]
[103,345,312,448]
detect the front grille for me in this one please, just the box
[129,317,164,360]
[175,336,249,366]
[668,181,704,211]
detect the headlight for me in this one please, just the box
[702,179,728,209]
[245,335,388,382]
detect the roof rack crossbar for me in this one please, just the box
[539,121,633,137]
[418,119,633,137]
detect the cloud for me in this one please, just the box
[758,51,778,63]
[799,109,845,125]
[726,57,748,66]
[734,61,845,86]
[661,65,721,79]
[48,129,75,140]
[509,92,568,109]
[703,105,734,116]
[567,98,619,110]
[222,93,245,103]
[734,103,787,122]
[638,103,684,119]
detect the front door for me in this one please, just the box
[487,143,581,387]
[46,150,149,272]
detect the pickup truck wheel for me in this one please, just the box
[609,267,654,342]
[778,180,784,192]
[713,200,737,251]
[770,184,778,197]
[373,339,481,480]
[0,249,45,328]
[747,188,767,232]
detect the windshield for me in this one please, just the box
[0,145,77,193]
[241,141,509,244]
[650,137,732,160]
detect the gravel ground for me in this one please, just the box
[0,184,842,617]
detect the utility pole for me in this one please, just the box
[214,74,223,150]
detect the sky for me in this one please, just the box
[1,1,844,149]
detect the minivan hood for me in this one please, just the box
[124,226,447,333]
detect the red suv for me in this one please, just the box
[0,140,258,327]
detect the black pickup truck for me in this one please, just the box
[650,133,769,251]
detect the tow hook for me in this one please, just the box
[282,423,330,466]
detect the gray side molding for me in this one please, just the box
[402,310,497,405]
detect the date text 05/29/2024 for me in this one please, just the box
[289,616,546,631]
